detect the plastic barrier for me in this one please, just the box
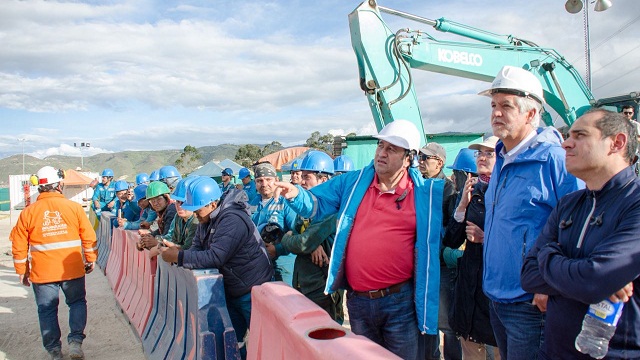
[248,282,400,360]
[96,211,114,273]
[105,227,126,293]
[142,259,239,359]
[129,239,157,335]
[101,228,157,336]
[89,206,100,231]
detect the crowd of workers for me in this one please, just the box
[10,64,640,360]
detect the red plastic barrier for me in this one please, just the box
[110,229,157,336]
[247,282,400,360]
[129,236,157,335]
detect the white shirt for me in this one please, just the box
[501,129,537,169]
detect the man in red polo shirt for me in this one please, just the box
[276,120,443,359]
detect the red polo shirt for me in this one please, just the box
[344,170,416,292]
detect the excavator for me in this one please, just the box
[349,0,639,145]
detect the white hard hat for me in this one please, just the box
[468,136,500,151]
[478,66,545,104]
[372,119,422,151]
[30,166,65,186]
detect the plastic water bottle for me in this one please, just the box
[575,299,624,359]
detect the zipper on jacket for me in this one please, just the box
[576,193,596,249]
[487,171,508,235]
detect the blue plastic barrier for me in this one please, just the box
[96,212,114,272]
[142,259,239,359]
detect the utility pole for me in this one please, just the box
[17,138,27,175]
[74,142,91,170]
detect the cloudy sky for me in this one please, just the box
[1,0,638,159]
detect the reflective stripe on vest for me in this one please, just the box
[13,258,28,263]
[84,246,98,252]
[30,240,82,252]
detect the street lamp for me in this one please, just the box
[74,142,91,170]
[565,0,613,90]
[17,138,27,175]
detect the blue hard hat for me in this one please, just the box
[333,155,354,173]
[114,180,129,192]
[182,177,222,211]
[135,173,149,185]
[159,165,181,180]
[101,168,114,177]
[447,148,478,173]
[171,175,199,202]
[149,170,160,181]
[290,158,303,172]
[299,150,334,175]
[239,168,251,179]
[134,184,148,201]
[222,168,234,176]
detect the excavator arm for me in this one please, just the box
[349,0,595,141]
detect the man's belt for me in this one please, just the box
[351,280,412,300]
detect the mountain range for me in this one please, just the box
[0,144,240,187]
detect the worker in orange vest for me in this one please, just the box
[11,166,98,360]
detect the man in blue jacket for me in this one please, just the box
[275,120,443,360]
[521,109,640,359]
[478,66,583,360]
[236,167,258,204]
[91,168,116,217]
[251,162,297,286]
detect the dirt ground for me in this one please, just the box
[0,211,145,360]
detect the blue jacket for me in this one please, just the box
[522,167,640,359]
[92,182,116,211]
[123,206,157,230]
[287,162,443,334]
[178,188,274,297]
[483,127,582,303]
[111,199,140,228]
[252,195,297,257]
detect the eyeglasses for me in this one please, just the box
[419,154,440,161]
[474,150,496,158]
[623,111,634,115]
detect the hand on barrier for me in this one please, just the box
[117,217,127,227]
[139,221,151,229]
[162,239,177,248]
[140,233,159,249]
[149,246,161,258]
[159,245,179,263]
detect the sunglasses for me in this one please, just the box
[419,154,440,161]
[623,111,634,115]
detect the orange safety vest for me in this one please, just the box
[11,191,98,283]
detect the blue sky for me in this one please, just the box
[1,0,638,159]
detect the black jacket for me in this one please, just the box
[522,167,640,359]
[178,189,273,297]
[151,202,177,237]
[443,181,496,346]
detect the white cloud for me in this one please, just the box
[29,143,113,159]
[0,0,638,159]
